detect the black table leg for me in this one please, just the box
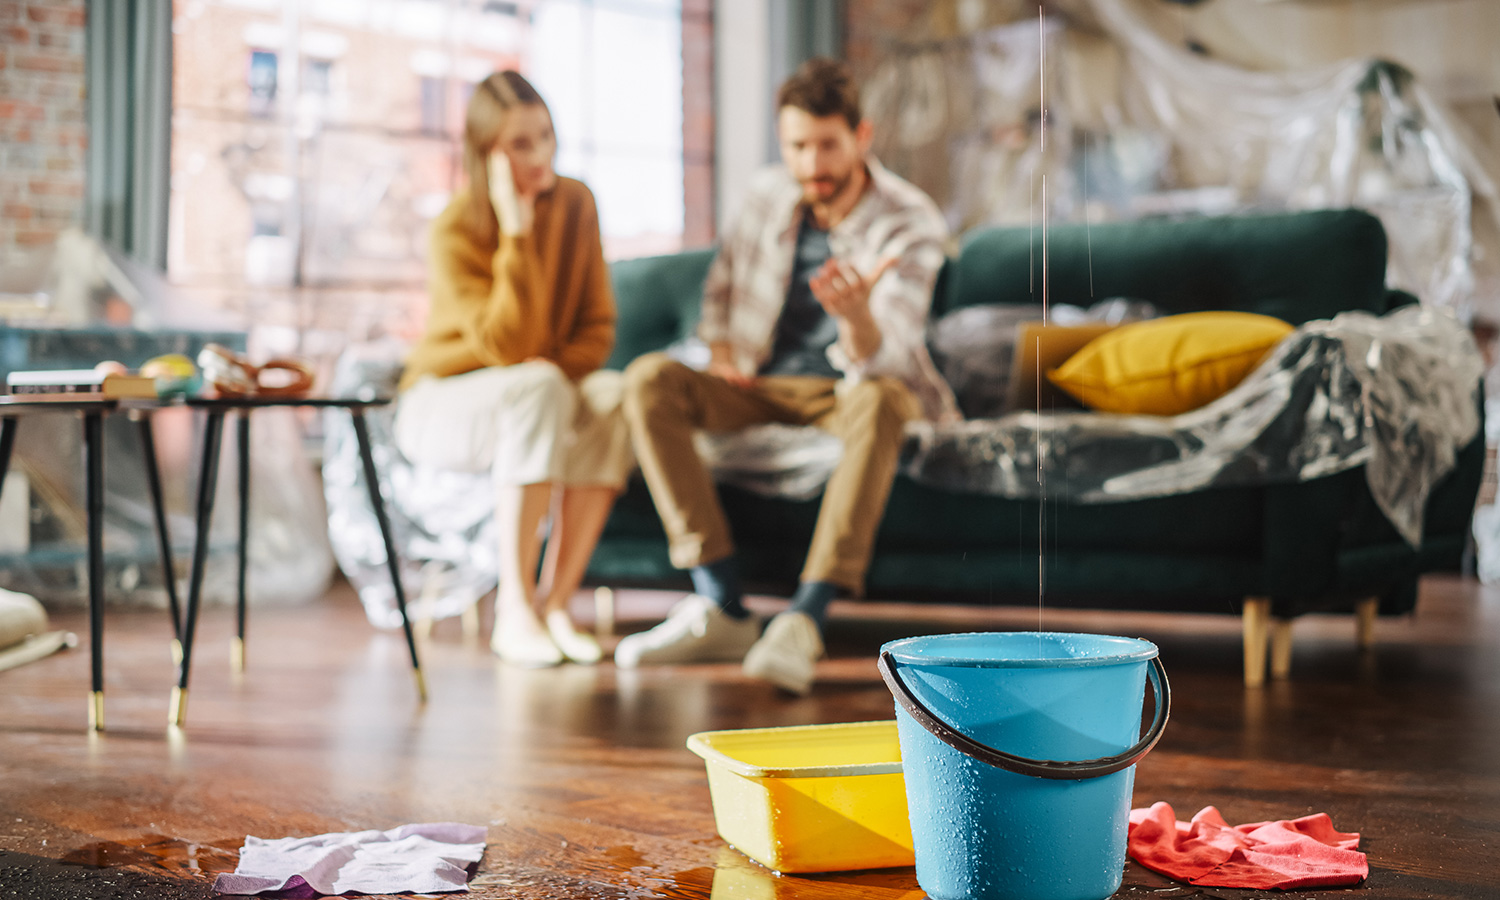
[234,411,250,673]
[0,416,16,486]
[173,410,225,727]
[349,409,425,701]
[132,412,184,663]
[82,411,105,732]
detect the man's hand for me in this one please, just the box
[488,151,535,237]
[707,341,756,389]
[810,256,896,364]
[809,256,896,319]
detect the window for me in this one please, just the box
[170,0,702,371]
[303,58,333,97]
[247,49,277,117]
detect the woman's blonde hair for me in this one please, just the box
[462,70,549,244]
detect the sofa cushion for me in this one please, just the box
[1048,311,1293,415]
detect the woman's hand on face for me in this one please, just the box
[488,151,535,237]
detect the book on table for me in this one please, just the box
[5,369,158,401]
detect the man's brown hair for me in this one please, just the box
[776,57,861,129]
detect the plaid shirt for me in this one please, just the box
[698,158,960,423]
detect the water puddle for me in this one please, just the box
[60,833,240,877]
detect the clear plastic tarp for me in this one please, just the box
[322,342,499,630]
[904,305,1482,548]
[862,1,1500,322]
[0,231,332,610]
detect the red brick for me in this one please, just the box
[0,98,43,119]
[0,3,19,24]
[25,5,83,28]
[14,228,60,246]
[15,52,80,74]
[27,177,81,197]
[3,202,34,220]
[2,24,26,42]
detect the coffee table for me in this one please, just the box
[170,396,424,726]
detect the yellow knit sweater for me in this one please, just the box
[400,177,615,390]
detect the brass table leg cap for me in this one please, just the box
[169,686,188,727]
[88,691,105,732]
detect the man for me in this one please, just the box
[614,57,957,694]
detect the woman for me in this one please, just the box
[394,71,630,666]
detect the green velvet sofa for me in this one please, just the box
[586,208,1484,684]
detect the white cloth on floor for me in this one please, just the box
[212,822,486,895]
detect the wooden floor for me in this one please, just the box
[1,575,1496,899]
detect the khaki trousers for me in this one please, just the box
[622,352,919,595]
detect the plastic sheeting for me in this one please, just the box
[0,229,329,609]
[322,342,499,630]
[1090,0,1486,320]
[904,305,1482,548]
[0,404,333,610]
[862,3,1497,322]
[674,304,1480,548]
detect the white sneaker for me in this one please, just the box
[491,609,564,668]
[742,611,824,695]
[613,595,760,668]
[546,609,602,665]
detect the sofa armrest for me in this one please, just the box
[1382,287,1420,312]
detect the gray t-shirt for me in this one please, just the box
[759,215,840,378]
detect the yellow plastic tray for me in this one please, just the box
[686,720,913,873]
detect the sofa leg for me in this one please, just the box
[1354,597,1378,649]
[594,585,615,639]
[1270,618,1294,680]
[1242,597,1270,687]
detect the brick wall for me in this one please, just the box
[0,0,87,263]
[681,0,714,248]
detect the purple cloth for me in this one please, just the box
[212,822,485,896]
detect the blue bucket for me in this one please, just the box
[879,632,1169,900]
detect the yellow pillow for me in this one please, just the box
[1047,311,1293,415]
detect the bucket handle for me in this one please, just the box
[878,650,1170,781]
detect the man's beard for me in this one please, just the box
[802,168,854,206]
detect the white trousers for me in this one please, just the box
[394,361,634,488]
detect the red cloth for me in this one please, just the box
[1127,802,1368,890]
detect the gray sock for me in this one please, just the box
[690,556,748,619]
[787,580,837,628]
